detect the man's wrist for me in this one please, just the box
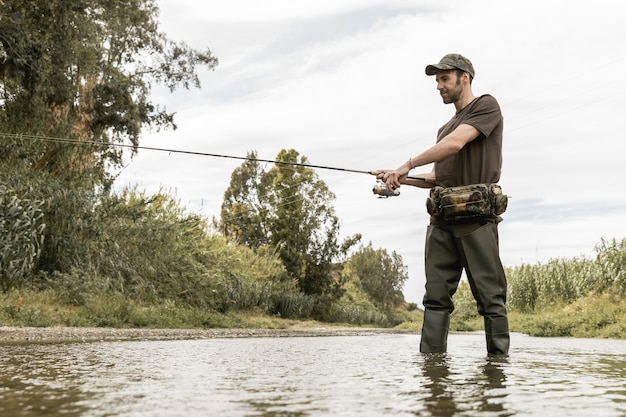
[398,158,414,174]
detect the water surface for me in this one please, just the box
[1,333,624,416]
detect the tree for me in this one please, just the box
[0,0,218,281]
[219,151,268,248]
[219,149,361,296]
[0,0,218,187]
[344,243,408,309]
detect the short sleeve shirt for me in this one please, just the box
[434,94,503,188]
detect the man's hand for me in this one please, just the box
[371,169,405,191]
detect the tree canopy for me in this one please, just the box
[344,243,408,309]
[0,0,218,186]
[0,0,217,282]
[219,149,361,297]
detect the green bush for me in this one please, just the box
[269,290,315,319]
[0,185,45,290]
[449,281,482,331]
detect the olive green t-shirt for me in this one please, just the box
[434,94,503,188]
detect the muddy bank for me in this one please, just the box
[0,325,416,343]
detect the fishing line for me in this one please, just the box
[4,130,333,223]
[1,132,427,182]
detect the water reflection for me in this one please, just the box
[413,353,512,417]
[419,354,457,416]
[0,334,625,416]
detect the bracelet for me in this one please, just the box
[408,157,415,170]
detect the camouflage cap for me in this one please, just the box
[425,54,475,78]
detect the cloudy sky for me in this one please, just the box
[116,0,626,304]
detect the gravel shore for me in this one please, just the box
[0,325,416,343]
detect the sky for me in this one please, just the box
[115,0,626,304]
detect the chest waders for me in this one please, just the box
[420,221,509,355]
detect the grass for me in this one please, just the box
[2,288,624,339]
[2,283,624,340]
[446,291,626,338]
[1,289,248,329]
[508,293,626,338]
[0,288,422,331]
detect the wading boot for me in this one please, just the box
[420,309,450,353]
[484,316,510,356]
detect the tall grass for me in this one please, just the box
[506,238,626,311]
[449,238,626,337]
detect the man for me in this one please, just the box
[374,53,509,355]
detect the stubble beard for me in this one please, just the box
[441,85,462,104]
[440,76,463,104]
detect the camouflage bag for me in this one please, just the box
[426,183,508,223]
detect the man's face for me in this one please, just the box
[435,70,463,104]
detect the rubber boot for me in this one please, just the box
[420,309,450,353]
[484,316,510,356]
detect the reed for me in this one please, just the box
[506,238,626,311]
[450,238,626,337]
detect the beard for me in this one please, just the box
[440,76,463,104]
[440,85,462,104]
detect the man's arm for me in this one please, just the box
[377,123,481,189]
[400,167,436,188]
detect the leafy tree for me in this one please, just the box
[219,151,268,248]
[219,149,360,296]
[344,243,408,309]
[0,0,218,186]
[0,0,217,280]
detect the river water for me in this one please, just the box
[0,332,624,417]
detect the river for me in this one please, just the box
[0,332,624,416]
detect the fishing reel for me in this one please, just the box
[372,180,400,198]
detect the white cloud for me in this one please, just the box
[117,0,626,304]
[159,0,425,23]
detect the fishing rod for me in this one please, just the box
[3,132,427,198]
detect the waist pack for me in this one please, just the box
[426,183,508,223]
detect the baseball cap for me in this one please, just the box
[425,54,475,78]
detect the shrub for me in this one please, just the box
[0,185,45,291]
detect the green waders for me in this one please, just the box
[421,221,509,355]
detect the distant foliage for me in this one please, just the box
[506,238,626,311]
[0,170,396,325]
[343,243,408,310]
[219,149,360,297]
[448,282,481,330]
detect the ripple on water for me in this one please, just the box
[0,333,624,416]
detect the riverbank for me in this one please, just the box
[2,290,623,341]
[0,324,417,343]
